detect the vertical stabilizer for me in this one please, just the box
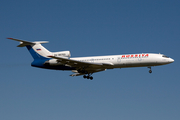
[8,38,52,60]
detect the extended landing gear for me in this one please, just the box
[148,67,152,73]
[83,74,93,80]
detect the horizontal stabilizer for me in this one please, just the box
[7,38,49,47]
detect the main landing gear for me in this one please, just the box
[148,67,152,73]
[83,74,93,80]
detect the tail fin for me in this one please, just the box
[8,38,52,60]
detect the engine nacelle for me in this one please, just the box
[44,59,64,66]
[52,51,71,58]
[44,51,71,66]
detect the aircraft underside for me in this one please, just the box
[31,61,170,80]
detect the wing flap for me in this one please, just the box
[70,69,106,76]
[70,73,85,77]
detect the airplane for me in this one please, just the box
[8,38,174,80]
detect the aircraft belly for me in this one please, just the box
[114,58,164,68]
[33,64,75,70]
[116,62,165,68]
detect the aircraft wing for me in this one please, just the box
[48,55,113,68]
[48,55,114,75]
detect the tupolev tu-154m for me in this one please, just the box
[8,38,174,80]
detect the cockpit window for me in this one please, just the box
[162,55,169,58]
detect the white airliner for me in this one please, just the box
[8,38,174,80]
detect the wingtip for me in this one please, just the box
[7,38,13,39]
[48,55,53,57]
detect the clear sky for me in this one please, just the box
[0,0,180,120]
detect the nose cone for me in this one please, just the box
[169,58,174,63]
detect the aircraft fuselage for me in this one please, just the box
[9,38,174,80]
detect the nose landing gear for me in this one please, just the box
[148,67,152,73]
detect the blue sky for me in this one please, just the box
[0,0,180,120]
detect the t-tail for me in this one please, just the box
[8,38,71,68]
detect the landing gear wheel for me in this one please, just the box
[90,76,93,80]
[83,74,93,80]
[148,67,152,74]
[83,75,87,79]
